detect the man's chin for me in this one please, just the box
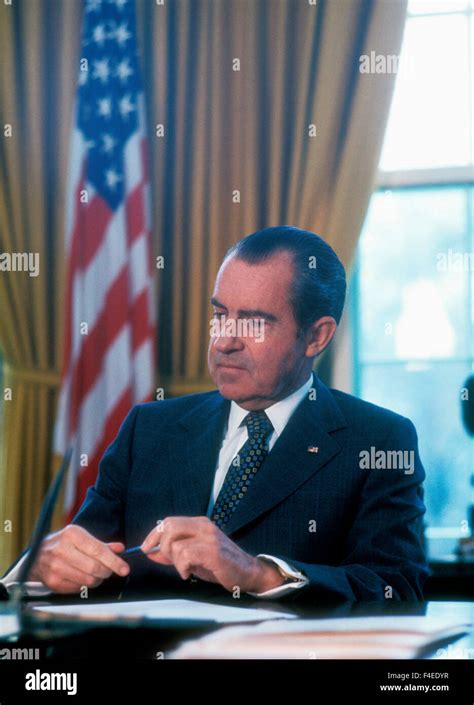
[213,372,249,401]
[215,380,248,401]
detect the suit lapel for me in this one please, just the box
[168,392,231,517]
[222,373,347,537]
[168,374,347,536]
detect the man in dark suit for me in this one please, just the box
[1,226,429,602]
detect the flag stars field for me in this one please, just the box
[93,58,110,82]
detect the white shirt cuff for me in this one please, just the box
[246,554,309,598]
[1,552,52,597]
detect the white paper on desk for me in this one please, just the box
[0,612,20,639]
[32,599,297,624]
[170,616,472,659]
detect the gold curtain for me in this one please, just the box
[136,0,407,389]
[0,0,82,568]
[0,0,406,569]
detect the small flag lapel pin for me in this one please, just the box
[307,446,319,453]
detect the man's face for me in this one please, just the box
[207,252,311,409]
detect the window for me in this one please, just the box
[355,0,474,549]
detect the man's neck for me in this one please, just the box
[234,371,314,411]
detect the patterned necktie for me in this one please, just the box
[211,410,274,529]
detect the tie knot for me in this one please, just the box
[244,410,273,439]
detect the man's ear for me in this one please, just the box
[304,316,337,358]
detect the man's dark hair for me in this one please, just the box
[224,225,347,333]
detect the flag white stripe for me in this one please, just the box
[55,231,152,454]
[124,130,144,194]
[64,127,87,252]
[71,198,128,360]
[129,233,150,300]
[132,338,154,404]
[63,325,133,511]
[63,331,153,512]
[54,375,72,455]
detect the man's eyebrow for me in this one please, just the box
[237,308,278,322]
[210,297,225,308]
[210,297,278,322]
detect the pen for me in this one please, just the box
[118,544,161,557]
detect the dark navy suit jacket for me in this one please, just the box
[67,373,429,603]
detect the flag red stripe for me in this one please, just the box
[130,289,152,350]
[126,181,146,246]
[79,194,115,270]
[69,267,129,434]
[66,385,134,523]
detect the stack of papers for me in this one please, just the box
[170,616,471,659]
[32,598,297,625]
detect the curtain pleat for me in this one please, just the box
[0,0,82,568]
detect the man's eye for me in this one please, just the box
[213,311,226,319]
[240,317,266,325]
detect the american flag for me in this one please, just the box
[54,0,156,523]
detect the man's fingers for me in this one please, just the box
[31,527,129,594]
[46,555,104,589]
[141,524,166,552]
[67,544,114,580]
[171,539,199,580]
[158,528,197,561]
[141,516,212,555]
[169,540,217,584]
[48,576,96,595]
[144,549,173,565]
[146,538,197,577]
[107,542,126,553]
[70,533,129,577]
[142,524,198,566]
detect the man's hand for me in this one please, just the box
[140,516,285,594]
[28,524,130,594]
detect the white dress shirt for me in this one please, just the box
[207,373,312,597]
[1,374,313,599]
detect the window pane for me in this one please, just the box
[358,187,470,362]
[360,362,473,529]
[380,14,471,170]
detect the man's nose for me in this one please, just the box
[213,329,244,352]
